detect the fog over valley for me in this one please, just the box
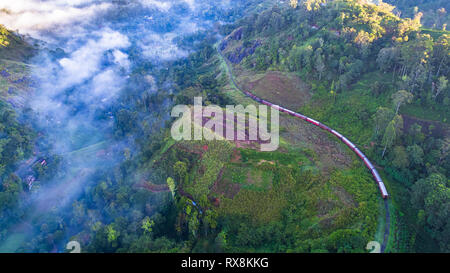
[0,0,447,255]
[0,0,243,252]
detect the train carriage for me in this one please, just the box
[306,118,320,126]
[378,182,389,199]
[331,129,344,139]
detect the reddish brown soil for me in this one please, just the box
[402,114,449,139]
[241,71,311,110]
[210,168,241,199]
[135,182,170,193]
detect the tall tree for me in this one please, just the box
[392,146,409,169]
[433,76,448,100]
[392,90,413,114]
[167,177,176,198]
[315,53,325,80]
[407,144,424,166]
[381,115,403,158]
[412,173,450,252]
[382,120,396,158]
[373,107,394,136]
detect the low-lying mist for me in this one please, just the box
[0,0,239,252]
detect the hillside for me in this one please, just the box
[0,25,35,62]
[214,0,449,252]
[137,0,449,253]
[0,0,447,254]
[0,26,35,249]
[385,0,449,29]
[0,25,36,108]
[136,0,431,253]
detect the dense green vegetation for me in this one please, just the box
[70,15,383,251]
[141,133,379,253]
[0,29,35,243]
[0,101,34,227]
[385,0,449,30]
[0,25,35,62]
[0,0,447,253]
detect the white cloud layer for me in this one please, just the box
[0,0,111,37]
[139,0,197,11]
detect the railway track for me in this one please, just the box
[217,41,391,253]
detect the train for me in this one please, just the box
[242,90,389,199]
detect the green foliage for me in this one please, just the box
[173,161,187,182]
[406,144,424,166]
[0,102,34,238]
[384,0,449,30]
[183,140,234,201]
[0,25,35,61]
[107,225,119,243]
[222,1,448,252]
[0,26,10,47]
[392,90,413,114]
[217,166,379,253]
[411,173,449,252]
[167,177,176,198]
[142,217,155,234]
[2,0,446,254]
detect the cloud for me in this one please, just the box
[90,69,125,103]
[139,0,197,12]
[139,0,172,12]
[53,29,130,90]
[140,32,188,60]
[184,0,196,10]
[138,17,202,61]
[28,28,130,132]
[112,50,131,70]
[0,0,252,253]
[0,0,111,38]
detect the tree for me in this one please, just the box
[315,53,325,80]
[412,173,450,252]
[373,107,394,136]
[433,35,448,78]
[0,25,10,47]
[381,115,403,158]
[382,120,396,158]
[115,109,137,136]
[142,217,154,234]
[408,123,425,145]
[391,90,413,115]
[106,224,119,244]
[392,146,409,169]
[173,161,187,182]
[290,0,298,9]
[354,30,372,57]
[407,144,424,166]
[167,177,176,198]
[433,76,448,100]
[303,0,325,12]
[188,211,199,237]
[327,229,366,253]
[203,209,218,236]
[377,47,399,72]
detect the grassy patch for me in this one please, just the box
[301,71,394,146]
